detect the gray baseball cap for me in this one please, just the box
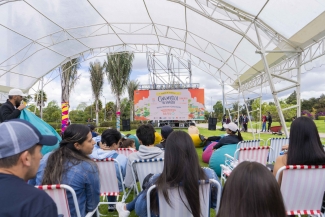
[0,119,58,159]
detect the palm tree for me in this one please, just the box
[89,60,104,126]
[34,90,47,118]
[105,101,116,121]
[104,52,134,131]
[127,80,140,121]
[60,58,80,133]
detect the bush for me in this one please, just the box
[318,116,325,120]
[301,110,314,119]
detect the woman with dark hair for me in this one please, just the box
[212,122,243,150]
[217,161,286,217]
[39,124,100,217]
[116,130,220,217]
[273,116,325,181]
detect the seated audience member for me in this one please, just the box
[0,119,58,217]
[273,116,325,183]
[88,124,99,138]
[188,122,199,135]
[156,125,173,149]
[213,122,243,150]
[120,138,136,149]
[116,131,221,217]
[39,124,100,217]
[217,161,286,217]
[124,124,165,188]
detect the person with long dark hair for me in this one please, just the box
[37,124,100,217]
[217,161,286,217]
[116,131,220,217]
[212,122,243,150]
[273,116,325,181]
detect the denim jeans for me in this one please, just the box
[262,122,266,131]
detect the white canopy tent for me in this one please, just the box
[1,0,325,136]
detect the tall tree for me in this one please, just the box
[105,101,116,121]
[127,80,139,121]
[34,90,47,118]
[104,52,134,131]
[286,91,297,105]
[60,58,80,133]
[89,60,105,125]
[213,101,224,121]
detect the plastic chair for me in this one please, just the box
[237,139,264,149]
[116,148,137,157]
[131,158,164,194]
[267,137,289,163]
[275,165,325,216]
[146,179,222,216]
[35,184,98,217]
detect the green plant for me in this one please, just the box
[318,116,325,120]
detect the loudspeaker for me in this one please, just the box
[122,119,131,131]
[208,118,217,131]
[208,124,216,130]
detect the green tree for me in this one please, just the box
[23,95,33,104]
[89,60,104,125]
[213,101,224,121]
[286,91,297,105]
[104,52,134,131]
[60,58,80,132]
[43,100,61,122]
[120,98,131,119]
[76,102,87,111]
[127,80,139,121]
[34,90,47,118]
[105,101,116,121]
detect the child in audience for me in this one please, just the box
[217,161,286,217]
[40,124,100,217]
[116,131,220,217]
[120,138,136,149]
[273,116,325,183]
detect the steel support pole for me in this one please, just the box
[296,53,302,117]
[255,24,289,137]
[40,77,44,120]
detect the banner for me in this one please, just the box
[134,89,205,121]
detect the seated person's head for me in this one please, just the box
[223,122,238,135]
[161,125,173,140]
[189,122,196,126]
[136,124,155,146]
[88,124,95,132]
[217,161,286,217]
[120,138,135,149]
[101,129,122,150]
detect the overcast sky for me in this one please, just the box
[30,53,325,112]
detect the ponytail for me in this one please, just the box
[237,130,243,141]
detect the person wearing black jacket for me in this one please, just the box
[0,89,26,122]
[213,122,244,150]
[267,112,272,132]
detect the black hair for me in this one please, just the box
[151,131,207,217]
[120,138,135,148]
[217,161,286,217]
[101,129,122,147]
[8,95,14,100]
[88,124,95,131]
[190,122,196,126]
[136,124,155,146]
[287,116,325,165]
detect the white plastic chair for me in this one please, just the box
[35,184,98,217]
[93,158,127,204]
[237,139,264,149]
[276,165,325,217]
[146,179,222,216]
[267,137,289,163]
[131,158,164,194]
[116,148,137,157]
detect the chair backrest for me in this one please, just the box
[131,158,164,191]
[35,184,81,217]
[267,137,289,163]
[276,165,325,216]
[235,146,270,166]
[93,158,124,196]
[116,148,137,157]
[237,139,263,149]
[146,179,221,217]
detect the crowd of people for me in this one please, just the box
[1,89,325,217]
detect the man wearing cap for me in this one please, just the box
[156,125,174,149]
[212,122,243,150]
[0,88,27,122]
[0,119,58,217]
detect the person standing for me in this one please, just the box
[239,114,243,131]
[0,89,27,122]
[0,119,58,217]
[261,114,267,132]
[267,112,272,132]
[243,115,248,132]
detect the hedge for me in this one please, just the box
[318,116,325,120]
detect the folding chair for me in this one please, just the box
[93,158,127,209]
[116,148,137,157]
[131,158,164,194]
[146,179,222,217]
[276,165,325,217]
[237,139,264,149]
[35,184,98,217]
[267,137,289,164]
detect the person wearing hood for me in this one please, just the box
[156,125,173,149]
[124,124,164,188]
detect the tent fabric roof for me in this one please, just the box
[1,0,325,93]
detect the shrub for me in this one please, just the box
[301,110,314,119]
[318,116,325,120]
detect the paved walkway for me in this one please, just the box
[197,123,325,138]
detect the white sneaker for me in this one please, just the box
[116,202,130,217]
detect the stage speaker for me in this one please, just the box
[208,118,217,131]
[122,119,131,131]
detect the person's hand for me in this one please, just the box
[17,103,26,110]
[282,145,289,150]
